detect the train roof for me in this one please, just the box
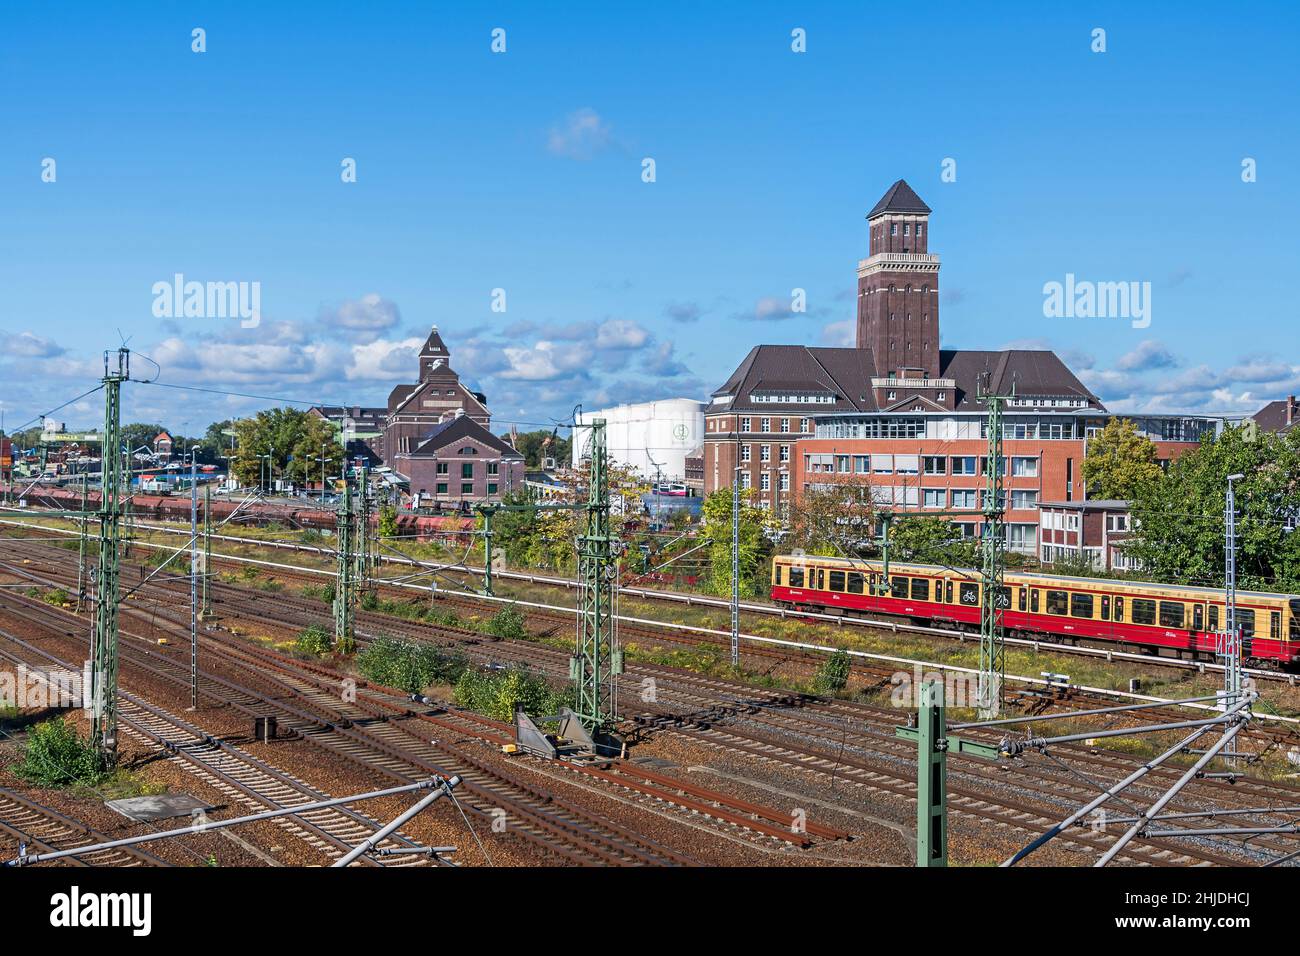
[773,553,1299,601]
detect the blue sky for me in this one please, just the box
[1,0,1297,435]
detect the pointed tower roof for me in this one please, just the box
[867,179,931,219]
[419,325,449,359]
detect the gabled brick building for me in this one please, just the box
[703,179,1218,553]
[383,326,491,463]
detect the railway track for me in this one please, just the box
[7,513,1296,688]
[0,787,170,867]
[6,535,1299,865]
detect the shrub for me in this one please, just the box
[10,717,104,788]
[815,649,852,695]
[453,666,573,722]
[356,636,467,694]
[295,624,333,656]
[486,606,528,641]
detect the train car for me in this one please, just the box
[770,554,1300,666]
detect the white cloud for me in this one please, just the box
[546,108,613,160]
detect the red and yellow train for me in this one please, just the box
[770,554,1300,666]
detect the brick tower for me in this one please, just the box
[855,179,941,378]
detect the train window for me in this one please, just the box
[847,572,864,595]
[829,570,846,592]
[891,577,910,599]
[1114,596,1124,622]
[1193,605,1204,632]
[1031,589,1040,613]
[1159,602,1185,629]
[996,587,1012,609]
[946,580,954,604]
[911,578,930,601]
[1132,599,1156,625]
[1070,593,1094,618]
[1046,590,1068,615]
[1209,605,1219,631]
[1018,588,1027,612]
[788,567,804,588]
[1238,609,1255,639]
[774,565,783,586]
[959,582,980,606]
[1272,611,1282,641]
[1101,596,1110,621]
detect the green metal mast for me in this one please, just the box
[201,482,212,618]
[334,477,355,653]
[571,419,622,730]
[90,348,128,766]
[76,474,88,613]
[354,464,371,598]
[977,375,1014,719]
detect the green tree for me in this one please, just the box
[1081,418,1163,500]
[1125,425,1300,591]
[889,515,980,568]
[505,429,572,468]
[700,488,769,598]
[787,475,875,556]
[230,408,345,486]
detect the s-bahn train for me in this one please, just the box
[770,554,1300,666]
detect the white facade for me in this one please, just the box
[572,398,704,482]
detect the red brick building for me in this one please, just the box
[703,180,1220,553]
[1038,499,1136,571]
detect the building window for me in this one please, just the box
[1011,456,1039,478]
[740,417,751,433]
[436,482,448,494]
[1010,490,1039,510]
[760,444,771,462]
[800,418,810,432]
[781,418,790,433]
[936,391,946,401]
[487,483,498,495]
[951,456,977,475]
[891,223,897,235]
[760,417,770,432]
[487,461,499,475]
[740,472,751,490]
[923,456,946,475]
[779,444,790,462]
[436,462,449,475]
[462,482,474,495]
[836,455,851,474]
[887,390,896,400]
[461,463,474,479]
[923,488,946,509]
[779,472,789,491]
[853,455,869,473]
[740,444,751,462]
[760,472,770,491]
[951,490,977,509]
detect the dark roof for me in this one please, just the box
[712,345,878,413]
[420,326,449,358]
[710,346,1102,414]
[409,414,521,458]
[1252,397,1298,433]
[867,179,931,219]
[940,350,1102,411]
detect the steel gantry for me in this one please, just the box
[334,478,355,653]
[473,419,623,732]
[90,348,129,765]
